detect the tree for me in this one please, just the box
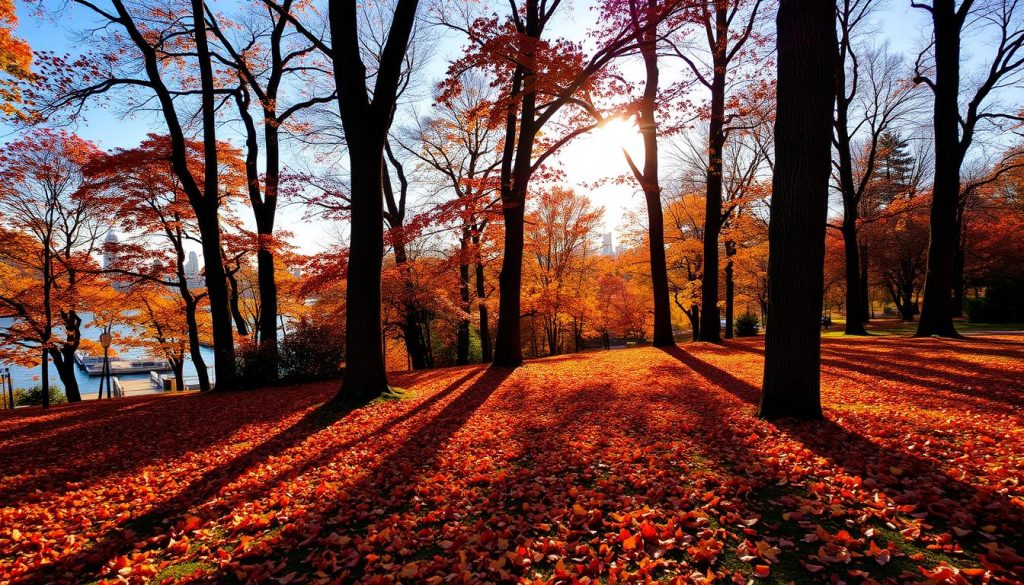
[0,130,106,404]
[523,187,602,355]
[833,1,920,335]
[598,0,688,348]
[671,0,765,342]
[31,0,243,390]
[912,0,1024,337]
[205,0,335,373]
[443,0,676,367]
[409,73,503,363]
[82,135,248,392]
[0,0,32,117]
[758,0,835,421]
[329,0,419,403]
[865,195,931,321]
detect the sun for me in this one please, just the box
[559,117,644,182]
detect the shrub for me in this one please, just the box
[968,278,1024,323]
[14,385,68,407]
[279,319,345,383]
[735,313,760,337]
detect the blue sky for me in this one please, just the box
[2,0,947,255]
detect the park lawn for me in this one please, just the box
[821,317,1024,338]
[1,336,1023,584]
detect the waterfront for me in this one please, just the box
[1,314,214,398]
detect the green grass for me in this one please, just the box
[821,317,1024,338]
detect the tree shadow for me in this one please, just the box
[22,366,501,583]
[657,344,1024,553]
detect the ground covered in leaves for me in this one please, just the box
[1,336,1023,584]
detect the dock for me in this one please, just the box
[74,350,172,376]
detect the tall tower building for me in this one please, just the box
[600,232,616,257]
[185,251,199,277]
[102,230,119,270]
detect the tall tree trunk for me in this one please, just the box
[724,241,736,339]
[859,242,870,321]
[473,234,491,363]
[329,0,420,402]
[257,123,281,356]
[492,64,532,368]
[699,61,726,342]
[225,268,249,336]
[833,35,868,336]
[456,232,471,365]
[184,298,211,392]
[758,0,835,421]
[56,310,82,401]
[341,149,390,397]
[494,197,526,366]
[916,0,961,338]
[841,220,868,334]
[191,0,236,390]
[631,4,674,348]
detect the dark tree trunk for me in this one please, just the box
[226,267,249,336]
[329,0,419,402]
[197,212,237,390]
[341,148,390,396]
[758,0,835,421]
[256,123,281,354]
[833,33,868,336]
[724,242,736,339]
[173,358,185,392]
[56,310,83,402]
[630,3,674,348]
[841,220,868,334]
[859,242,870,321]
[916,0,961,338]
[494,196,527,366]
[191,0,236,391]
[492,64,531,368]
[456,233,471,365]
[184,297,211,392]
[699,60,726,342]
[473,235,491,363]
[50,350,78,403]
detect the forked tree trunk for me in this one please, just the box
[329,0,419,402]
[758,0,835,421]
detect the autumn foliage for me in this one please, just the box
[2,336,1023,583]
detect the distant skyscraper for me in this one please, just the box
[185,251,199,277]
[600,232,615,257]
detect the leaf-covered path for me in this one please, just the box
[2,336,1023,584]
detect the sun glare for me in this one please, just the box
[560,117,644,181]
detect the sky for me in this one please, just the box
[3,0,939,258]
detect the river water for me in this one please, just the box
[1,314,215,399]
